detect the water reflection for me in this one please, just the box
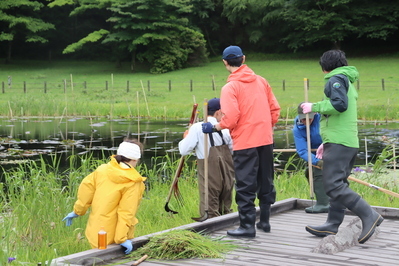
[0,118,398,170]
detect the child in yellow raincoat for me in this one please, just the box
[62,139,146,254]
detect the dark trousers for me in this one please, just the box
[323,143,359,209]
[233,144,276,216]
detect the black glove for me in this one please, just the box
[316,160,323,169]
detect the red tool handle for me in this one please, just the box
[188,103,198,126]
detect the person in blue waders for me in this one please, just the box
[293,103,329,213]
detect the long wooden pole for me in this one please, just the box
[312,164,399,199]
[164,103,198,214]
[304,78,314,199]
[140,80,150,117]
[365,137,368,166]
[348,176,399,198]
[203,98,209,217]
[192,100,209,222]
[393,143,396,171]
[137,91,140,142]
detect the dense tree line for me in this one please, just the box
[1,0,398,73]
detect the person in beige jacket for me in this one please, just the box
[62,139,146,254]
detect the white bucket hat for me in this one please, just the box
[117,142,141,160]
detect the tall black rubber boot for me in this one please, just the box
[227,211,256,237]
[348,197,384,244]
[305,203,345,237]
[256,204,271,232]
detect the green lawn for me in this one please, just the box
[1,54,398,120]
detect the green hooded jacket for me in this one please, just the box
[312,66,359,148]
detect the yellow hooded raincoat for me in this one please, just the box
[73,156,146,248]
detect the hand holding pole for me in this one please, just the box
[304,78,314,199]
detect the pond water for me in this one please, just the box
[0,117,398,172]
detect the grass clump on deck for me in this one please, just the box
[133,230,236,260]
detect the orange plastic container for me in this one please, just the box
[98,226,107,249]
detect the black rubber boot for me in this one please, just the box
[348,197,384,244]
[227,212,256,237]
[306,204,345,237]
[256,204,271,232]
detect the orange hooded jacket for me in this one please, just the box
[219,64,280,151]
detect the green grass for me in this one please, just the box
[1,150,398,265]
[0,55,398,120]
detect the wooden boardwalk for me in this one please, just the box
[52,199,399,266]
[112,202,399,266]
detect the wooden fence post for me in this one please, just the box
[44,81,47,93]
[382,79,385,91]
[147,80,150,92]
[24,81,26,93]
[282,80,285,91]
[307,79,310,90]
[84,81,87,89]
[190,80,193,92]
[2,81,4,93]
[8,76,12,90]
[63,79,66,93]
[127,80,130,92]
[357,79,360,90]
[212,75,215,91]
[169,80,171,92]
[105,81,108,90]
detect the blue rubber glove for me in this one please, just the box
[202,122,213,133]
[120,240,133,254]
[62,212,79,226]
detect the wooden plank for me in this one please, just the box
[187,210,398,266]
[225,249,368,266]
[234,239,399,264]
[97,201,399,266]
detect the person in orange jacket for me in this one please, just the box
[202,45,280,237]
[62,138,146,254]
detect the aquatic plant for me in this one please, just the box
[352,144,399,200]
[132,230,236,260]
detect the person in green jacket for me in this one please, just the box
[300,50,383,244]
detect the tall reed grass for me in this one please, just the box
[0,150,397,265]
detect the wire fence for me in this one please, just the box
[1,77,398,94]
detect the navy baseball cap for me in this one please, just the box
[208,98,221,111]
[222,46,244,60]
